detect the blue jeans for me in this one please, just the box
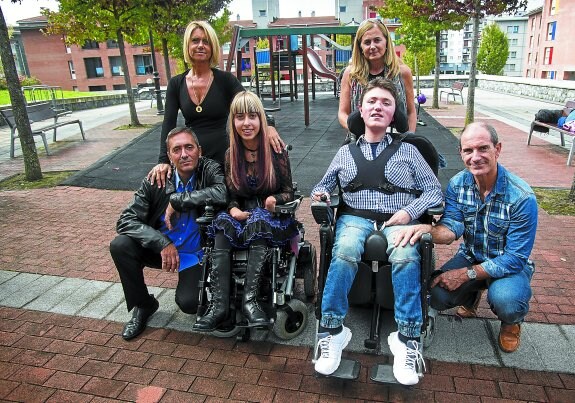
[431,254,533,324]
[321,214,423,338]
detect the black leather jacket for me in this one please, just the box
[116,157,227,253]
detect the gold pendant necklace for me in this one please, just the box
[191,70,213,113]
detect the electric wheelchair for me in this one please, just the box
[310,110,443,384]
[194,192,317,342]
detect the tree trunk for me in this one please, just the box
[433,31,440,109]
[0,6,42,180]
[465,0,481,126]
[162,38,172,81]
[117,29,141,127]
[569,171,575,202]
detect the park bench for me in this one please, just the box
[440,81,465,104]
[528,100,575,166]
[0,102,86,158]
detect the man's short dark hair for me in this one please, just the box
[359,77,398,106]
[459,122,499,149]
[166,127,200,149]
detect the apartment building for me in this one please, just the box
[524,0,575,80]
[13,16,176,92]
[486,14,528,77]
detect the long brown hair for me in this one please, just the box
[227,91,276,193]
[349,19,401,86]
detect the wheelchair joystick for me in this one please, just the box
[196,198,215,225]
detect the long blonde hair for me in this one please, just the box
[182,21,221,67]
[349,19,400,86]
[227,91,276,193]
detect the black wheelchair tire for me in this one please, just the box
[273,299,308,340]
[303,244,318,299]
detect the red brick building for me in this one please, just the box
[15,16,176,92]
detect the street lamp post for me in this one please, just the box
[149,29,164,115]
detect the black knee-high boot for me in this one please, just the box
[242,244,271,325]
[193,249,231,332]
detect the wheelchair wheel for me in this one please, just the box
[303,244,318,299]
[273,299,308,340]
[210,311,242,338]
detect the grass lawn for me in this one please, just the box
[0,89,101,106]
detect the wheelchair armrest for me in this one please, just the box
[426,204,444,217]
[274,195,303,215]
[310,194,339,225]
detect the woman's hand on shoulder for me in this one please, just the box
[147,163,171,188]
[266,126,286,154]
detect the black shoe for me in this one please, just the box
[122,297,159,340]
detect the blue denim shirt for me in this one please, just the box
[439,163,538,278]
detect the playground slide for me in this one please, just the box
[303,48,338,82]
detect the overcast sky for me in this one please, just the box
[1,0,544,26]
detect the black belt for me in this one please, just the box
[338,204,394,223]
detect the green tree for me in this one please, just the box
[477,23,508,75]
[0,2,42,180]
[402,46,435,81]
[429,1,527,125]
[144,0,230,79]
[44,0,149,127]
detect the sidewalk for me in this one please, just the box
[1,93,574,401]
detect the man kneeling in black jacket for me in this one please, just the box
[110,126,227,340]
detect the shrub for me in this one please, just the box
[0,75,42,90]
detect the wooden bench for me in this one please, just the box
[528,100,575,166]
[0,102,86,158]
[440,81,465,104]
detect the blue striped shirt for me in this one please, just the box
[311,134,443,220]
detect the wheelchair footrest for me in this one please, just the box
[317,359,360,380]
[236,320,273,329]
[369,364,400,384]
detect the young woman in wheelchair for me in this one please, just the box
[193,91,298,332]
[311,77,443,385]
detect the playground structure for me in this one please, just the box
[226,25,359,126]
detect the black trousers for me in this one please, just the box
[110,235,202,314]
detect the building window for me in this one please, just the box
[109,56,123,76]
[82,40,99,49]
[506,25,519,34]
[544,47,553,64]
[84,57,104,78]
[241,57,251,72]
[509,51,517,59]
[88,85,107,91]
[259,9,266,17]
[243,42,250,52]
[107,40,119,49]
[510,38,518,46]
[529,36,533,48]
[547,21,556,40]
[550,0,558,15]
[339,6,346,12]
[65,45,71,54]
[113,84,126,90]
[68,61,76,79]
[133,54,152,75]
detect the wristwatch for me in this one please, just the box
[466,266,477,280]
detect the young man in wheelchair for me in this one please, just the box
[311,77,443,385]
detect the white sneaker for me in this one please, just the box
[314,326,352,375]
[387,331,425,386]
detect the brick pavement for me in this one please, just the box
[1,101,575,401]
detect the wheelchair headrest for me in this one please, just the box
[346,99,409,136]
[402,135,440,175]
